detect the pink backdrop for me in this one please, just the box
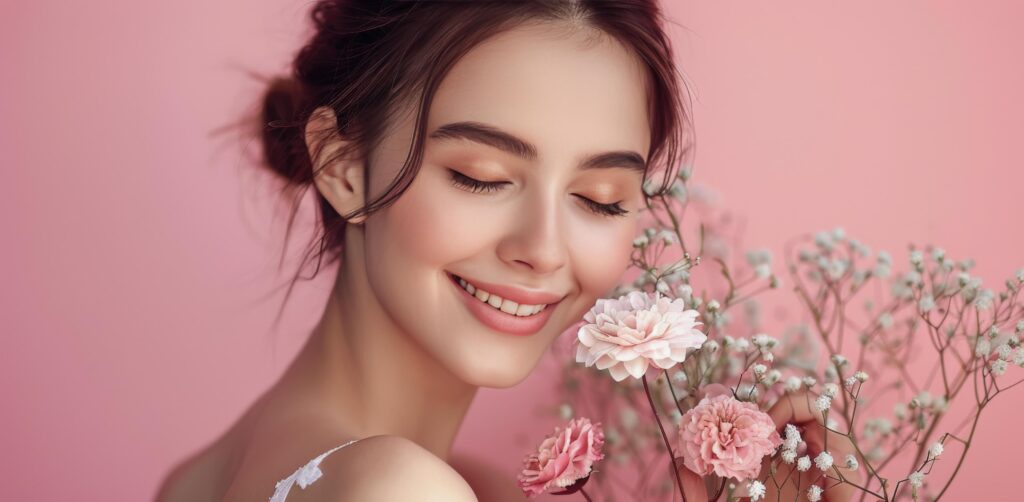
[2,1,1021,500]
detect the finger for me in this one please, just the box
[797,420,863,501]
[767,391,824,429]
[671,459,709,502]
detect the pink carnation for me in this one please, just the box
[517,417,605,497]
[576,291,707,382]
[677,387,782,481]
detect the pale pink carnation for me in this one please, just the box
[576,291,707,382]
[517,417,605,497]
[677,390,783,481]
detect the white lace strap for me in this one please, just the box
[268,439,361,502]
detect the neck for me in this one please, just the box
[283,227,478,463]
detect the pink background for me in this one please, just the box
[2,1,1021,500]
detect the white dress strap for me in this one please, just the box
[268,438,362,502]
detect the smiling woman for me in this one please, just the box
[155,1,694,501]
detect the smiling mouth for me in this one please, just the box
[447,272,551,317]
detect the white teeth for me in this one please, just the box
[455,275,547,316]
[500,300,519,314]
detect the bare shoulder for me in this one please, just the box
[286,435,478,502]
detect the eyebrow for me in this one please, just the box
[428,121,647,174]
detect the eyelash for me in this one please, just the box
[446,168,629,218]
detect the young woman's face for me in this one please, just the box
[362,22,651,387]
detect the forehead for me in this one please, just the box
[426,22,651,164]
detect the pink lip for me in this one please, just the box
[446,272,563,336]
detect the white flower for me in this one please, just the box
[785,376,802,393]
[910,250,924,268]
[814,231,835,251]
[855,370,869,382]
[987,325,1000,339]
[782,449,797,464]
[753,364,767,376]
[575,291,707,382]
[748,480,766,501]
[876,418,894,435]
[746,249,773,278]
[894,403,907,420]
[559,403,573,420]
[879,312,894,329]
[991,359,1008,376]
[919,294,936,313]
[1017,320,1024,333]
[997,344,1013,360]
[814,451,833,471]
[845,454,859,470]
[783,424,802,450]
[915,391,933,408]
[815,395,832,412]
[827,258,848,280]
[908,470,925,488]
[732,338,750,352]
[823,383,839,398]
[632,235,649,248]
[751,333,777,349]
[975,338,992,357]
[754,263,771,279]
[973,289,995,310]
[1014,348,1024,367]
[807,485,823,502]
[672,370,688,384]
[797,456,811,472]
[929,442,944,458]
[802,376,817,389]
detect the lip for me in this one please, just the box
[446,271,564,336]
[452,274,566,305]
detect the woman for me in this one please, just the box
[156,0,692,500]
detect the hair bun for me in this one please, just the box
[260,76,312,183]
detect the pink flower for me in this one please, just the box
[575,291,707,382]
[677,389,782,481]
[517,417,605,497]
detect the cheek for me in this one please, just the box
[568,216,637,299]
[382,175,488,266]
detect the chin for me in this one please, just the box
[456,355,540,389]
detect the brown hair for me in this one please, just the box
[254,0,694,324]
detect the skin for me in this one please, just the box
[156,20,652,502]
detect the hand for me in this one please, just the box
[670,457,709,502]
[757,390,864,502]
[672,391,864,502]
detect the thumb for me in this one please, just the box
[671,459,709,502]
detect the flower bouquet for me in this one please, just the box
[516,167,1024,501]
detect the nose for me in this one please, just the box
[495,189,568,275]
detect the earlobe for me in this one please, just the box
[304,106,368,225]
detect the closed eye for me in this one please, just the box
[446,168,630,218]
[446,168,510,193]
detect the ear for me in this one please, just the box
[305,106,367,225]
